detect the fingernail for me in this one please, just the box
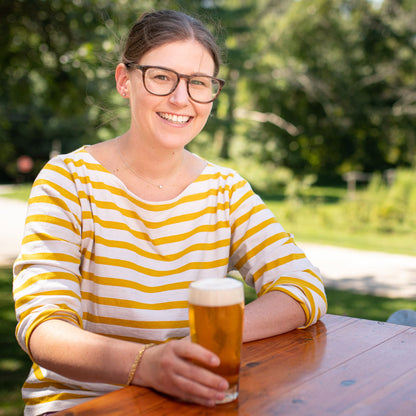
[210,356,220,366]
[216,392,225,402]
[220,380,229,390]
[207,399,216,407]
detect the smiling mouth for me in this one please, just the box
[158,112,192,124]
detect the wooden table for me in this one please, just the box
[54,314,416,415]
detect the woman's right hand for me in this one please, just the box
[134,339,229,407]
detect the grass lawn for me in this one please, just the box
[0,184,32,202]
[263,195,416,257]
[0,267,31,416]
[241,278,414,322]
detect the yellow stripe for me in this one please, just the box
[22,310,81,358]
[77,190,229,228]
[81,271,191,293]
[29,194,77,220]
[62,153,109,173]
[82,291,188,310]
[253,253,306,282]
[84,217,230,245]
[229,185,255,215]
[60,161,235,212]
[28,363,66,386]
[83,255,228,277]
[18,252,80,264]
[24,392,96,406]
[265,286,311,326]
[16,290,81,311]
[275,276,326,302]
[230,204,272,234]
[32,178,79,205]
[104,332,165,344]
[22,232,79,247]
[16,304,78,326]
[90,235,230,262]
[83,312,188,329]
[13,271,80,295]
[42,161,76,179]
[196,169,237,182]
[305,268,325,284]
[24,215,79,234]
[234,234,290,269]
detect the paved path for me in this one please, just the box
[300,242,416,299]
[0,197,28,266]
[1,196,415,299]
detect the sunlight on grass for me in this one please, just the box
[0,184,32,202]
[264,199,416,256]
[325,288,415,322]
[0,267,31,416]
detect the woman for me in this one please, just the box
[13,10,327,416]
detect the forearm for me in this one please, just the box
[243,291,306,342]
[29,319,141,385]
[29,319,229,407]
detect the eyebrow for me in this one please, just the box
[142,64,216,78]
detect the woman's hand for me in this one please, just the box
[135,339,229,407]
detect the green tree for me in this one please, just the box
[0,0,154,181]
[243,0,416,177]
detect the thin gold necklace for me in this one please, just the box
[116,137,168,189]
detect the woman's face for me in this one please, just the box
[125,39,216,152]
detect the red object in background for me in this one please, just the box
[17,155,34,173]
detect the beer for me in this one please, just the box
[188,278,244,403]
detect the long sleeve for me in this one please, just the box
[227,175,327,327]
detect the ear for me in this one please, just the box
[115,63,130,98]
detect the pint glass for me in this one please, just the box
[188,278,244,403]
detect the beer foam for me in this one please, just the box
[189,278,244,307]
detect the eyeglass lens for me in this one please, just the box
[144,67,221,103]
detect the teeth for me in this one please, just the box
[159,113,190,124]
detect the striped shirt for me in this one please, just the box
[13,146,327,415]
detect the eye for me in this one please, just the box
[154,73,171,81]
[190,77,210,88]
[148,69,176,83]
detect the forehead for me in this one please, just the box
[140,40,215,75]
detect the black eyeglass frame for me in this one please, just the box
[125,63,225,103]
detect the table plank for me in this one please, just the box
[52,315,416,416]
[258,325,416,415]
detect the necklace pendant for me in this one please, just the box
[158,184,163,189]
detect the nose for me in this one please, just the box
[169,78,190,105]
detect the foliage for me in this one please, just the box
[1,0,416,184]
[262,168,416,256]
[345,168,416,233]
[248,0,416,175]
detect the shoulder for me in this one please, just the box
[200,159,247,185]
[43,146,106,175]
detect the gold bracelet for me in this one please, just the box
[126,343,155,386]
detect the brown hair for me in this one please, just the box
[121,10,222,76]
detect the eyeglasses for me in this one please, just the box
[125,64,225,103]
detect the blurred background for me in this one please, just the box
[1,0,416,414]
[1,0,415,252]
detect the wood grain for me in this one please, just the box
[53,315,416,416]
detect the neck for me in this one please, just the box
[117,133,187,186]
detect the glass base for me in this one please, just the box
[216,384,239,404]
